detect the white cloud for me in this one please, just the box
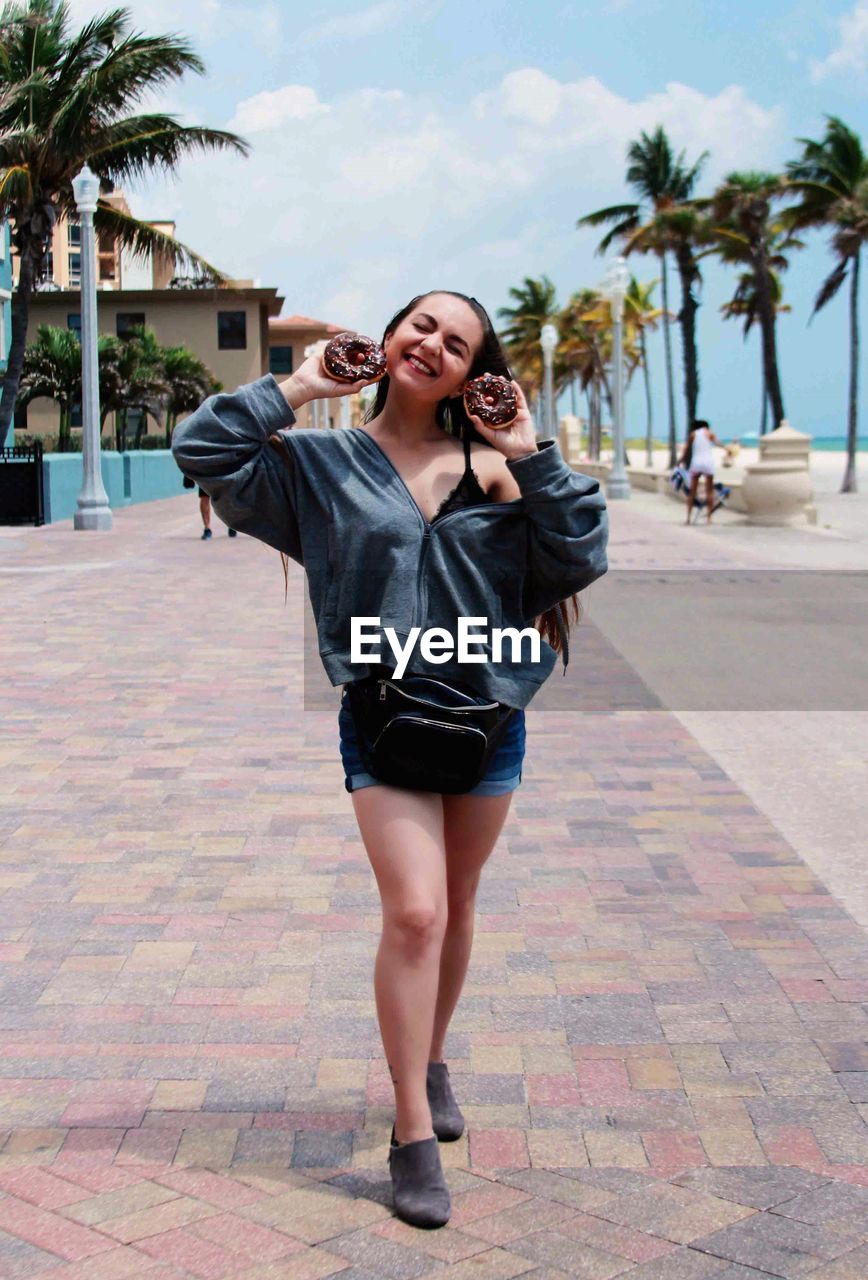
[229,85,330,132]
[810,1,868,81]
[124,68,782,334]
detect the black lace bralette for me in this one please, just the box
[432,434,491,522]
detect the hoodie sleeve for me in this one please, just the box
[506,440,609,620]
[171,374,303,562]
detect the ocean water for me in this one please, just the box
[807,437,867,452]
[642,434,865,451]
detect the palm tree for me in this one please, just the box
[162,344,220,444]
[624,276,664,465]
[0,0,249,444]
[98,327,167,450]
[711,172,793,431]
[578,126,708,465]
[557,289,612,461]
[719,239,795,435]
[17,322,80,449]
[497,275,558,402]
[786,116,868,493]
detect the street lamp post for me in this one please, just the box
[602,257,631,500]
[72,164,112,531]
[539,322,557,442]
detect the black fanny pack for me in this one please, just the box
[345,673,516,794]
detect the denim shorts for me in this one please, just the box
[339,686,525,796]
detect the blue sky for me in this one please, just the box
[70,0,868,439]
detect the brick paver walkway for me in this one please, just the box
[1,496,867,1279]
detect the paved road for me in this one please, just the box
[0,496,866,1279]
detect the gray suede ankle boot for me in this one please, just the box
[389,1127,451,1228]
[427,1062,465,1141]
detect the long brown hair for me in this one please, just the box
[364,290,580,654]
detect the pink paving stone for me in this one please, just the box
[190,1212,305,1261]
[60,1104,148,1128]
[116,1128,181,1164]
[155,1169,265,1209]
[526,1074,582,1107]
[449,1183,534,1230]
[172,989,245,1005]
[760,1125,829,1171]
[0,1196,116,1260]
[642,1131,708,1176]
[142,1112,252,1132]
[577,1060,633,1106]
[559,1210,680,1262]
[69,1082,156,1105]
[779,979,836,1001]
[59,1130,126,1161]
[468,1128,530,1170]
[196,1044,297,1059]
[133,1226,251,1278]
[48,1161,154,1193]
[254,1112,365,1132]
[817,1165,868,1187]
[24,1248,169,1280]
[0,1167,95,1209]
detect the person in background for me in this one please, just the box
[679,418,729,524]
[199,487,237,540]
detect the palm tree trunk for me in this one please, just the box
[760,369,768,436]
[754,250,786,428]
[660,253,678,467]
[841,248,860,494]
[0,250,34,448]
[641,327,654,467]
[675,242,700,430]
[165,410,176,448]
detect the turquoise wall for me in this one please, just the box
[1,221,11,449]
[42,449,186,523]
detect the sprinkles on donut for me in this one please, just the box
[463,373,518,428]
[323,332,387,384]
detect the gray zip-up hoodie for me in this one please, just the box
[171,374,608,708]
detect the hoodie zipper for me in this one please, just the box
[355,429,519,641]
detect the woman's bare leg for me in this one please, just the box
[351,784,447,1143]
[704,474,715,522]
[429,793,513,1062]
[686,472,699,524]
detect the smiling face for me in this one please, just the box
[383,293,485,402]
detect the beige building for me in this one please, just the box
[13,185,357,438]
[20,285,285,438]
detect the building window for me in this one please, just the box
[269,345,293,375]
[67,313,81,335]
[99,259,115,281]
[116,312,145,339]
[218,310,247,350]
[14,400,27,431]
[71,402,82,428]
[37,250,54,285]
[68,221,81,247]
[68,252,81,282]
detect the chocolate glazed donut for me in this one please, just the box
[463,373,518,428]
[322,332,387,383]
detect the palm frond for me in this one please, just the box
[92,201,227,281]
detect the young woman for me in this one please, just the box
[679,418,729,524]
[172,291,608,1229]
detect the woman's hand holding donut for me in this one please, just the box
[465,380,538,462]
[278,352,377,412]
